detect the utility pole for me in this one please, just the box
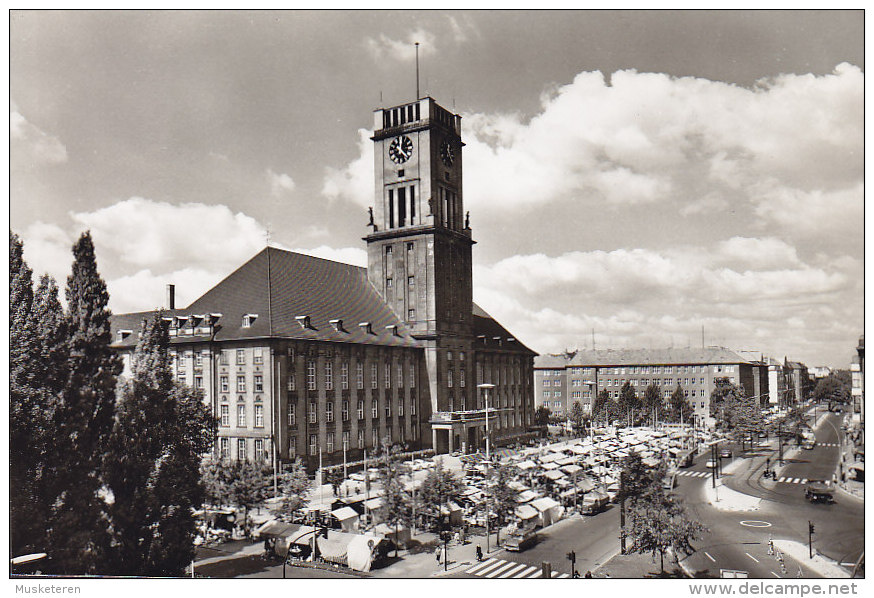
[479,383,495,555]
[711,444,717,488]
[619,471,627,554]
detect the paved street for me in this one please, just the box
[678,410,863,578]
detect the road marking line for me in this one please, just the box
[524,568,545,578]
[497,563,529,578]
[474,560,506,576]
[556,573,570,578]
[746,552,759,563]
[466,558,498,574]
[704,551,716,563]
[515,565,540,578]
[771,572,781,578]
[485,561,518,578]
[801,478,807,484]
[778,477,787,482]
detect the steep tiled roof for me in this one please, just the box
[472,303,536,356]
[534,347,752,369]
[111,247,421,349]
[110,247,534,354]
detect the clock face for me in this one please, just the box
[389,135,414,164]
[440,140,454,167]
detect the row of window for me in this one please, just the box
[597,377,713,388]
[219,437,268,462]
[220,404,265,428]
[288,361,417,392]
[543,364,736,376]
[175,348,265,369]
[286,397,417,426]
[289,424,421,456]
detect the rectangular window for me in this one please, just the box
[397,364,404,388]
[385,400,391,418]
[288,402,296,426]
[309,434,318,456]
[309,401,317,424]
[220,437,229,460]
[371,363,378,389]
[255,404,264,428]
[409,185,416,223]
[220,351,229,365]
[289,435,296,456]
[341,362,349,390]
[236,349,245,365]
[237,404,247,427]
[237,375,246,393]
[357,362,364,389]
[357,399,364,420]
[220,404,229,427]
[254,348,263,365]
[460,368,465,388]
[372,399,379,419]
[385,363,391,388]
[398,398,404,417]
[410,397,416,416]
[342,430,350,450]
[254,438,264,461]
[220,375,229,393]
[447,369,453,388]
[287,373,296,392]
[307,360,317,390]
[194,376,203,389]
[326,432,334,453]
[195,352,203,367]
[388,189,395,228]
[254,374,263,393]
[372,428,378,448]
[398,186,406,227]
[358,430,365,449]
[325,361,333,391]
[342,399,349,422]
[237,438,247,461]
[409,364,416,388]
[326,401,334,423]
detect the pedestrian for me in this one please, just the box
[476,545,483,562]
[584,570,593,579]
[436,547,442,566]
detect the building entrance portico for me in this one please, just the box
[430,409,493,454]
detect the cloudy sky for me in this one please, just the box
[10,10,863,368]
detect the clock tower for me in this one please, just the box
[365,97,474,416]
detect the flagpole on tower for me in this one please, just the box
[415,42,420,99]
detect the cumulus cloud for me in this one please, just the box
[366,28,437,62]
[474,239,859,364]
[325,64,862,248]
[322,129,373,207]
[10,104,68,166]
[268,169,296,195]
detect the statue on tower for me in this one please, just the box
[465,211,470,229]
[367,206,375,229]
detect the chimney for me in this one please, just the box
[166,284,176,310]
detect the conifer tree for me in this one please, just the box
[105,312,216,576]
[48,231,122,574]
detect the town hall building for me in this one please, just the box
[110,96,537,470]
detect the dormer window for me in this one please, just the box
[295,315,312,330]
[385,324,399,336]
[359,322,373,335]
[329,319,347,333]
[242,313,258,328]
[117,329,133,342]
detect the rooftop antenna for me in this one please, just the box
[701,325,705,349]
[380,90,383,104]
[415,42,420,99]
[592,328,596,351]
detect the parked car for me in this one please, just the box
[720,448,733,459]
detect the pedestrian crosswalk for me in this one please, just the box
[817,443,838,447]
[465,557,571,578]
[777,477,808,484]
[676,470,712,478]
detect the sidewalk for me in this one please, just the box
[370,529,505,578]
[772,540,851,579]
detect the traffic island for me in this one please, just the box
[772,540,851,578]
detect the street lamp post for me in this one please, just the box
[478,383,496,554]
